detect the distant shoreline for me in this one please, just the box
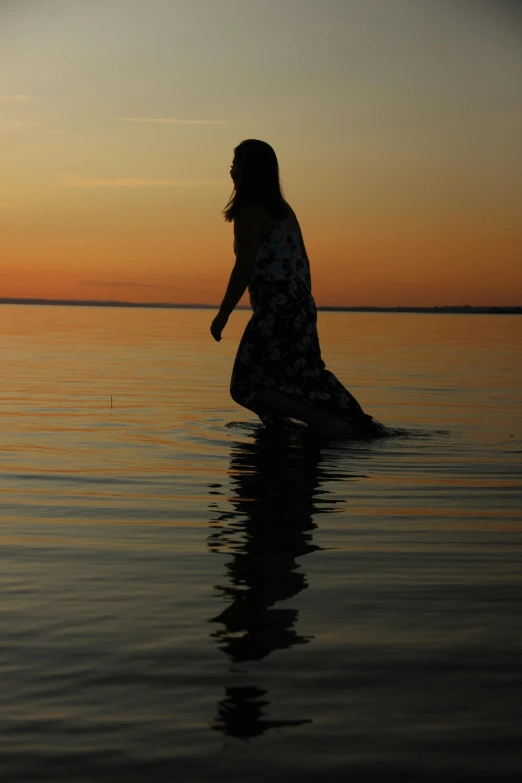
[0,298,520,315]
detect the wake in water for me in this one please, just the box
[225,419,450,443]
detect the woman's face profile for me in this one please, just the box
[230,156,241,185]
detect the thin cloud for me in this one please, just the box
[81,280,163,288]
[114,116,231,125]
[0,93,30,104]
[0,121,68,134]
[0,120,31,130]
[0,93,66,133]
[55,176,227,188]
[39,127,69,134]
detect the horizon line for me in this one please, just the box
[0,298,521,314]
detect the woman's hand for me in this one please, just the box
[210,311,228,342]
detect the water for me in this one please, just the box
[1,305,521,782]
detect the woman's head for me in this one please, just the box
[223,139,287,222]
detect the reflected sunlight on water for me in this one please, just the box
[0,305,521,782]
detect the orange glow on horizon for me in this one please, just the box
[2,219,521,307]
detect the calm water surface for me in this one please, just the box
[1,306,521,782]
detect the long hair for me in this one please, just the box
[223,139,288,223]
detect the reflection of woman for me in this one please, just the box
[210,138,385,441]
[207,426,342,738]
[208,429,323,662]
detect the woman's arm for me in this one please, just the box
[217,204,265,320]
[210,205,265,341]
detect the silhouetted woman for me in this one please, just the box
[210,139,384,441]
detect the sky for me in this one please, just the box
[1,0,521,307]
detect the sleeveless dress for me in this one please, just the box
[230,216,380,430]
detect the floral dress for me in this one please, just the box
[230,219,377,428]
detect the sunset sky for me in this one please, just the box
[1,0,521,307]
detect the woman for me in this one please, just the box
[210,139,384,441]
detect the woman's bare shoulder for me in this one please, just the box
[284,202,301,230]
[284,202,308,258]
